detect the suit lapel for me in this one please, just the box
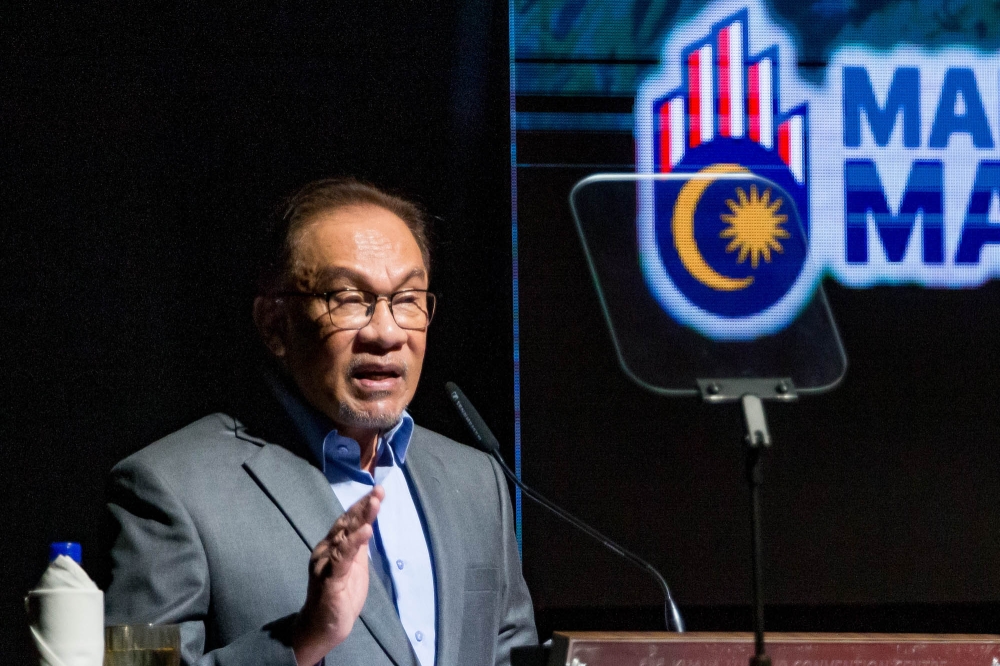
[243,443,340,550]
[357,569,419,666]
[405,432,465,666]
[242,441,418,666]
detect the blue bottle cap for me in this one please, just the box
[49,542,82,564]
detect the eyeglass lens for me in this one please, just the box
[326,290,434,330]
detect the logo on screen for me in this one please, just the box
[635,0,1000,340]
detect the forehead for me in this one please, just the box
[290,204,426,286]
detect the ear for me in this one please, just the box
[253,295,288,359]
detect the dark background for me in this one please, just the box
[2,1,515,659]
[2,0,999,662]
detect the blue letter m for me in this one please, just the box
[845,160,944,263]
[843,67,920,148]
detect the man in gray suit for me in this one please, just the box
[105,179,537,665]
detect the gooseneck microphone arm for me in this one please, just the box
[445,382,685,633]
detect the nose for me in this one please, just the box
[356,298,407,347]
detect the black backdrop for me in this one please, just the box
[1,1,515,659]
[3,1,1000,662]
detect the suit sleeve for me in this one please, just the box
[487,456,538,666]
[105,456,300,666]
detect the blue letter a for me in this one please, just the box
[929,69,994,149]
[956,162,1000,263]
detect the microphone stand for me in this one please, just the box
[446,382,685,633]
[490,446,685,633]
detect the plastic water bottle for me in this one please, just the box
[49,541,83,564]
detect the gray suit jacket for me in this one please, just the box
[105,409,536,666]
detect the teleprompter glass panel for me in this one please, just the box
[569,172,846,395]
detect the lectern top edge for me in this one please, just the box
[552,631,1000,644]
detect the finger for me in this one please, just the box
[311,524,370,579]
[338,519,373,552]
[337,498,378,543]
[343,522,373,553]
[358,493,381,526]
[348,487,383,527]
[322,487,384,543]
[319,512,361,550]
[327,523,374,576]
[310,539,334,577]
[330,497,378,555]
[364,485,385,519]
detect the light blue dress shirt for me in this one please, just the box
[272,382,437,666]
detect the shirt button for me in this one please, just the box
[395,559,404,570]
[415,631,423,642]
[337,445,349,454]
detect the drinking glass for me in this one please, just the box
[104,624,180,666]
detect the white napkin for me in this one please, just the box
[25,555,105,666]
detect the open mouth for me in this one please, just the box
[350,362,404,390]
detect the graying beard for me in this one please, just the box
[337,394,403,431]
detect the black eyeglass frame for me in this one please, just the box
[275,288,437,331]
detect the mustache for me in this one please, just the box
[346,357,408,378]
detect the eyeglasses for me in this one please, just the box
[277,288,437,331]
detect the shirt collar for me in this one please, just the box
[266,372,415,482]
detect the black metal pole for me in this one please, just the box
[746,443,770,666]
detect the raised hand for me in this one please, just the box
[292,485,385,666]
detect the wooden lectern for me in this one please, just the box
[544,632,1000,666]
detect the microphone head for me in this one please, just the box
[445,382,501,454]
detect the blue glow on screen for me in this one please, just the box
[510,0,523,550]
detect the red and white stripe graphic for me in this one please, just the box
[778,114,804,183]
[669,97,685,166]
[657,97,686,171]
[687,44,715,147]
[654,22,806,179]
[747,57,773,149]
[716,23,744,138]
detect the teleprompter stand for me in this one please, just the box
[569,172,848,664]
[698,378,799,666]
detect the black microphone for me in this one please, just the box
[445,382,685,633]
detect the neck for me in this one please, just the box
[341,427,381,475]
